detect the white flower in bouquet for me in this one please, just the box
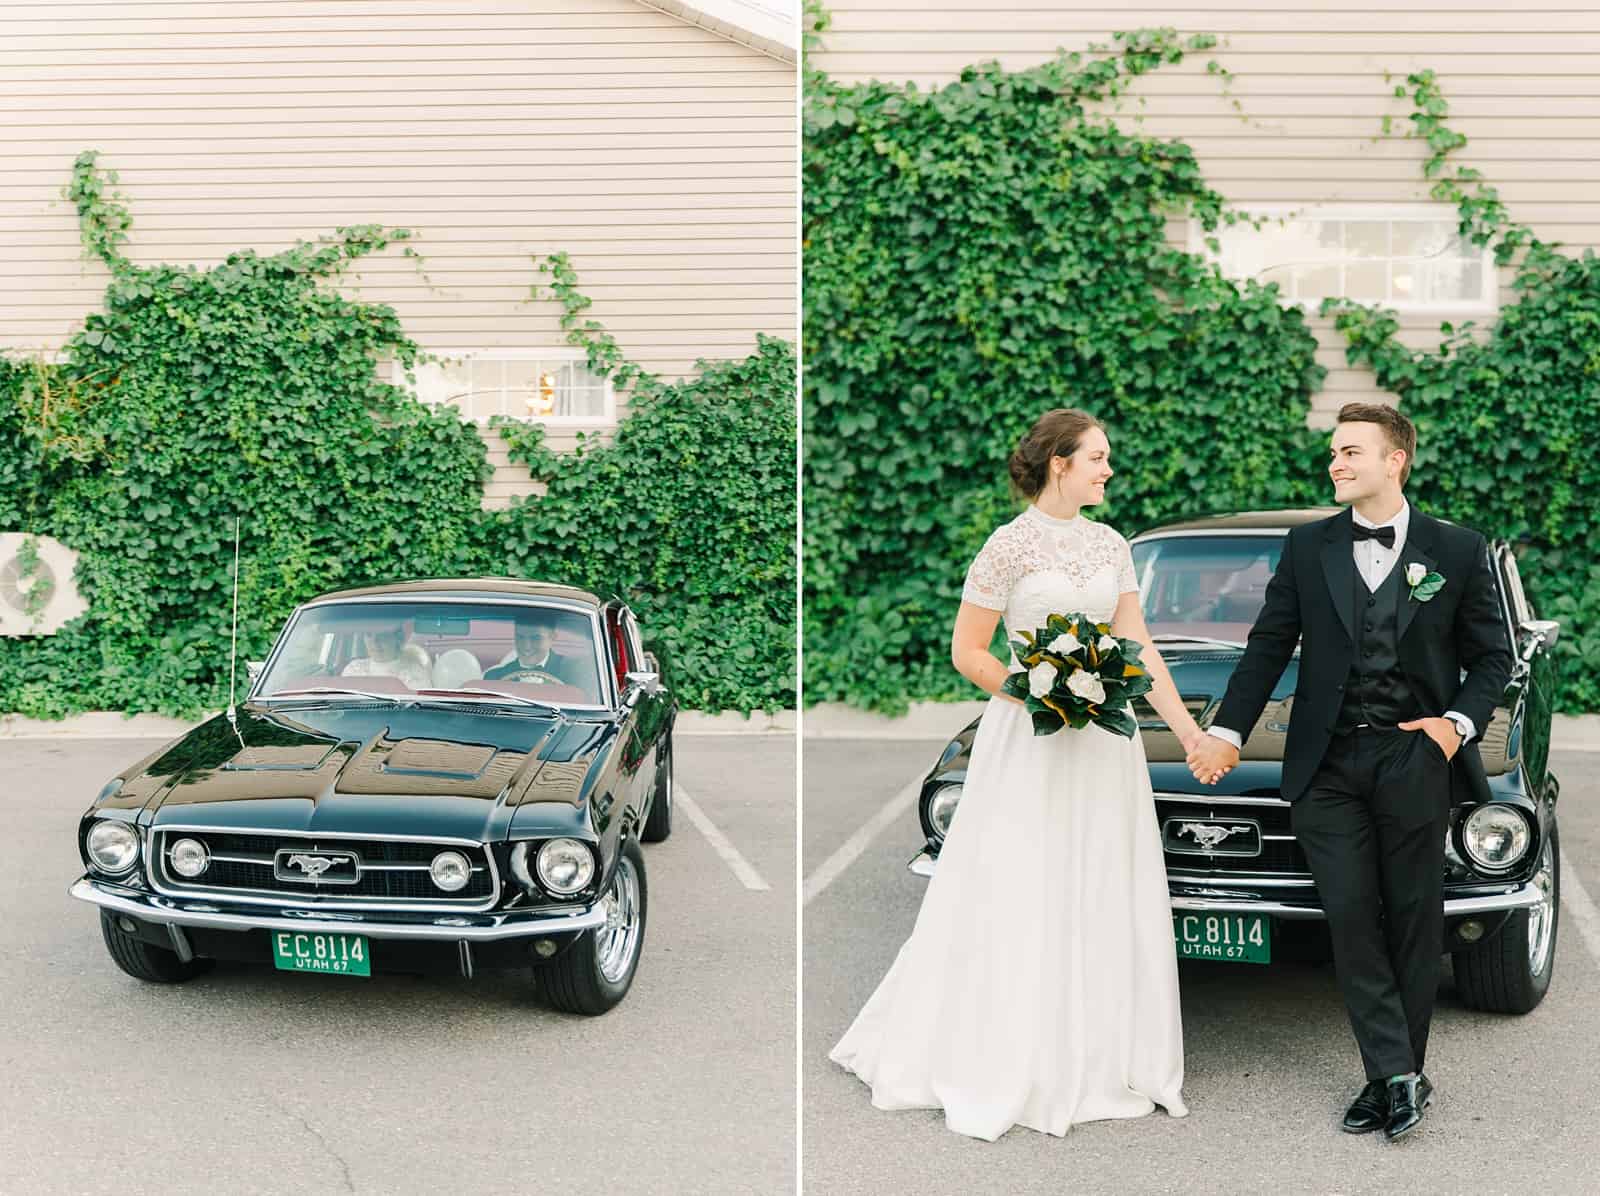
[1096,634,1119,655]
[1405,562,1427,586]
[1066,668,1107,704]
[1028,660,1058,698]
[1046,631,1081,656]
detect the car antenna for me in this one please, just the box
[226,515,242,730]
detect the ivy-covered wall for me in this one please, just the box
[0,153,795,718]
[804,29,1326,711]
[803,22,1598,712]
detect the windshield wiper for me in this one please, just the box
[1151,634,1247,650]
[267,686,414,704]
[417,688,567,716]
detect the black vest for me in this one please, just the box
[1334,560,1424,733]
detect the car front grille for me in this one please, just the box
[1154,793,1312,884]
[150,829,497,909]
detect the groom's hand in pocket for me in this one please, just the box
[1186,734,1240,785]
[1399,717,1460,761]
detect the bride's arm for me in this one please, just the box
[1110,589,1205,750]
[951,602,1024,702]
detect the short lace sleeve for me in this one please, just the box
[961,525,1021,611]
[1114,530,1139,594]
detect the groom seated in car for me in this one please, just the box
[484,610,581,688]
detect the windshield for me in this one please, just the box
[1130,535,1285,645]
[255,600,606,707]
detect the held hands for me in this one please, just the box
[1185,733,1240,786]
[1398,717,1461,761]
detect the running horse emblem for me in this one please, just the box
[1176,823,1253,850]
[285,853,341,878]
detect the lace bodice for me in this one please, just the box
[962,506,1139,640]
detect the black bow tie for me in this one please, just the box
[1352,523,1396,549]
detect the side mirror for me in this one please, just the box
[622,670,661,708]
[1519,618,1560,661]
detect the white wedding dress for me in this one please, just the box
[829,504,1188,1140]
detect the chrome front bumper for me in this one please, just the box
[906,851,1547,920]
[70,877,606,941]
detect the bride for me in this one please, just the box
[829,407,1203,1141]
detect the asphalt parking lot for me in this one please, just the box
[803,734,1600,1196]
[0,733,795,1196]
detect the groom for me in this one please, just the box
[1186,403,1512,1141]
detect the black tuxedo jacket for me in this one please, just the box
[1214,506,1514,803]
[483,652,582,688]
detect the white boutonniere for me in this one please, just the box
[1406,562,1445,603]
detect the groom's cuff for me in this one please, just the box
[1209,726,1243,750]
[1443,710,1476,743]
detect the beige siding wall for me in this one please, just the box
[0,0,796,506]
[812,2,1600,422]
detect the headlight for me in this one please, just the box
[85,820,140,874]
[429,850,472,893]
[1461,804,1532,872]
[536,838,596,895]
[927,784,963,840]
[168,837,210,879]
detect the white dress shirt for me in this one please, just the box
[1210,499,1474,750]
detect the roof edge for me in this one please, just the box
[634,0,795,63]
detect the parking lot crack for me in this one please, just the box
[269,1098,355,1192]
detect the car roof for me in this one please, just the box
[1134,508,1343,535]
[304,578,607,608]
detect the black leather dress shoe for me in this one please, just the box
[1383,1073,1434,1140]
[1341,1079,1389,1134]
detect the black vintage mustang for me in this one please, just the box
[912,510,1562,1014]
[71,579,675,1015]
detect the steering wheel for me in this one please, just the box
[512,668,566,686]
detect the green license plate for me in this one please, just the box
[271,930,371,977]
[1172,913,1270,964]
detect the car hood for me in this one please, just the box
[114,703,617,841]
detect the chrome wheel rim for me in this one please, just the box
[662,751,672,815]
[596,856,641,984]
[1527,836,1557,978]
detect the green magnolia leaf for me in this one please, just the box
[1411,573,1446,602]
[1094,706,1138,739]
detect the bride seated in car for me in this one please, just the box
[342,620,432,689]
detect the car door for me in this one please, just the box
[1497,547,1555,795]
[604,603,652,823]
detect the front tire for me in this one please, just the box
[1453,822,1559,1014]
[538,838,647,1015]
[642,734,673,843]
[99,912,211,983]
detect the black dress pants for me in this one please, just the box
[1291,726,1451,1080]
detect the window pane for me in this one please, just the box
[1293,264,1341,300]
[1345,221,1388,258]
[403,354,609,421]
[1393,220,1455,260]
[1345,261,1387,301]
[1416,259,1477,303]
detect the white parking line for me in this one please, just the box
[802,774,923,906]
[677,786,770,892]
[1560,848,1600,967]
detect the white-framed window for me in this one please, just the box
[1192,204,1497,313]
[394,348,615,425]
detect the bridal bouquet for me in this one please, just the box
[1000,612,1154,738]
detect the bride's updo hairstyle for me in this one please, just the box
[1007,408,1104,499]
